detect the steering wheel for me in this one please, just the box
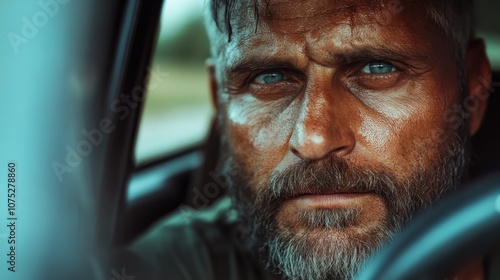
[357,172,500,280]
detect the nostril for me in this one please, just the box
[290,146,302,158]
[331,143,355,157]
[289,130,355,160]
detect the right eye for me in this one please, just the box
[360,61,397,74]
[253,72,286,84]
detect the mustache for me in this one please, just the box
[258,156,402,206]
[247,155,419,234]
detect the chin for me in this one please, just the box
[261,207,394,280]
[265,226,391,280]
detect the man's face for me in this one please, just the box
[213,0,471,279]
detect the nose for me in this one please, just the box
[289,76,355,160]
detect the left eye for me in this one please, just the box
[361,62,396,74]
[254,72,285,84]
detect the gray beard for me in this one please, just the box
[218,113,470,280]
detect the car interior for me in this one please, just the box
[104,0,500,278]
[5,0,497,279]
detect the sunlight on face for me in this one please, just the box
[215,0,470,279]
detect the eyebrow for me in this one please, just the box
[226,46,431,77]
[330,47,431,65]
[227,58,301,77]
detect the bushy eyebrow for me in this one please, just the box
[226,46,431,78]
[227,59,300,77]
[330,48,431,65]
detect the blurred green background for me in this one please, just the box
[145,10,210,114]
[135,0,212,163]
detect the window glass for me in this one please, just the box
[476,0,500,69]
[135,0,212,164]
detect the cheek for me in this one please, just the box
[356,85,451,173]
[358,117,397,162]
[223,95,296,186]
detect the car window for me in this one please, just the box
[134,0,212,164]
[476,0,500,70]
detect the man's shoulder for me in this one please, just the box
[137,196,235,234]
[129,196,236,262]
[127,197,274,280]
[160,196,236,229]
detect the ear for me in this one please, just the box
[465,39,491,136]
[206,58,219,113]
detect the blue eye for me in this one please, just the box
[254,72,285,84]
[361,62,396,74]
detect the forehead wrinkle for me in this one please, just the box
[221,0,376,60]
[300,4,398,64]
[223,29,308,73]
[265,3,358,22]
[263,2,366,36]
[264,0,371,19]
[303,14,435,67]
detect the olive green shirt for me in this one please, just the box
[129,197,280,280]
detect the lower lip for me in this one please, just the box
[291,193,373,208]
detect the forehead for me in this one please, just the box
[220,0,436,68]
[263,0,388,30]
[230,0,427,31]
